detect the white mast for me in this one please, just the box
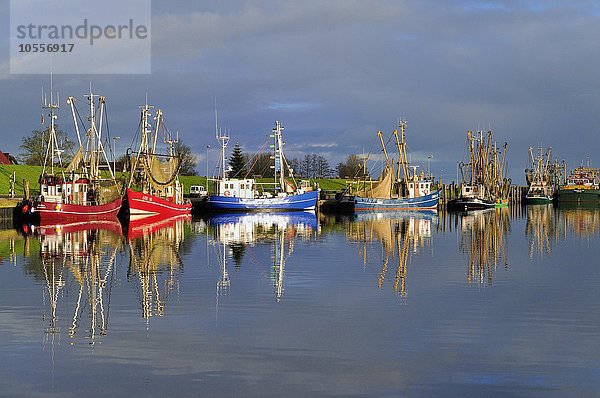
[41,72,63,177]
[272,121,285,191]
[215,104,229,182]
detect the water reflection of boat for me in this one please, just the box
[30,220,123,237]
[123,213,192,241]
[209,211,318,301]
[558,207,600,239]
[34,223,123,343]
[458,208,509,285]
[127,214,190,320]
[347,211,437,298]
[525,204,556,258]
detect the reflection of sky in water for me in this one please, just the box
[0,209,599,396]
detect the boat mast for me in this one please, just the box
[378,130,390,167]
[393,120,410,182]
[41,73,63,177]
[216,112,229,181]
[272,121,285,191]
[87,88,97,180]
[467,130,475,186]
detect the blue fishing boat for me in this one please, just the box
[354,191,439,211]
[345,120,439,212]
[206,121,320,212]
[207,189,319,211]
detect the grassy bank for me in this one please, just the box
[0,165,44,198]
[0,165,351,206]
[179,176,350,193]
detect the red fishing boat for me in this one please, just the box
[23,87,122,224]
[32,196,122,224]
[121,101,191,220]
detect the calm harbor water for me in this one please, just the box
[0,207,599,397]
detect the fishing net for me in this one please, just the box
[97,182,121,204]
[65,146,84,173]
[130,154,181,191]
[358,165,394,199]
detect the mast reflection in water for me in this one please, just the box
[2,206,600,396]
[31,221,124,344]
[208,212,318,302]
[346,210,437,299]
[126,214,191,321]
[457,208,510,285]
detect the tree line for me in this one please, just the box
[20,125,368,180]
[18,126,198,175]
[227,142,369,179]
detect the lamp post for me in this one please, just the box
[427,154,432,178]
[456,161,459,184]
[112,136,120,173]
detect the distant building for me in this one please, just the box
[0,151,16,165]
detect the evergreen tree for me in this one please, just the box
[228,142,247,178]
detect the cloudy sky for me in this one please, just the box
[2,0,600,183]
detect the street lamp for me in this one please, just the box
[456,161,459,184]
[112,136,120,173]
[427,154,433,177]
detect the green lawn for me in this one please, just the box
[0,165,351,199]
[0,165,44,197]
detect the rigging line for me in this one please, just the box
[244,138,270,179]
[340,138,380,195]
[73,104,87,140]
[129,118,142,152]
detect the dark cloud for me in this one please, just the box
[1,1,599,182]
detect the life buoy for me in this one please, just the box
[224,190,231,197]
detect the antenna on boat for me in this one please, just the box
[214,97,219,140]
[214,99,229,180]
[41,68,62,176]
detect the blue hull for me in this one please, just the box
[353,191,439,211]
[207,190,319,211]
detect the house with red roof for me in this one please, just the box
[0,151,16,165]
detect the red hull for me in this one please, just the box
[33,198,122,225]
[125,213,192,240]
[123,188,192,219]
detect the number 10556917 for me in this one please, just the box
[18,43,74,53]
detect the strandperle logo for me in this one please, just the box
[10,0,151,74]
[15,19,149,45]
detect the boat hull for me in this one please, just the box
[206,190,319,211]
[557,188,600,205]
[525,195,553,205]
[352,191,439,211]
[495,198,509,208]
[31,198,122,225]
[449,197,495,211]
[122,188,192,219]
